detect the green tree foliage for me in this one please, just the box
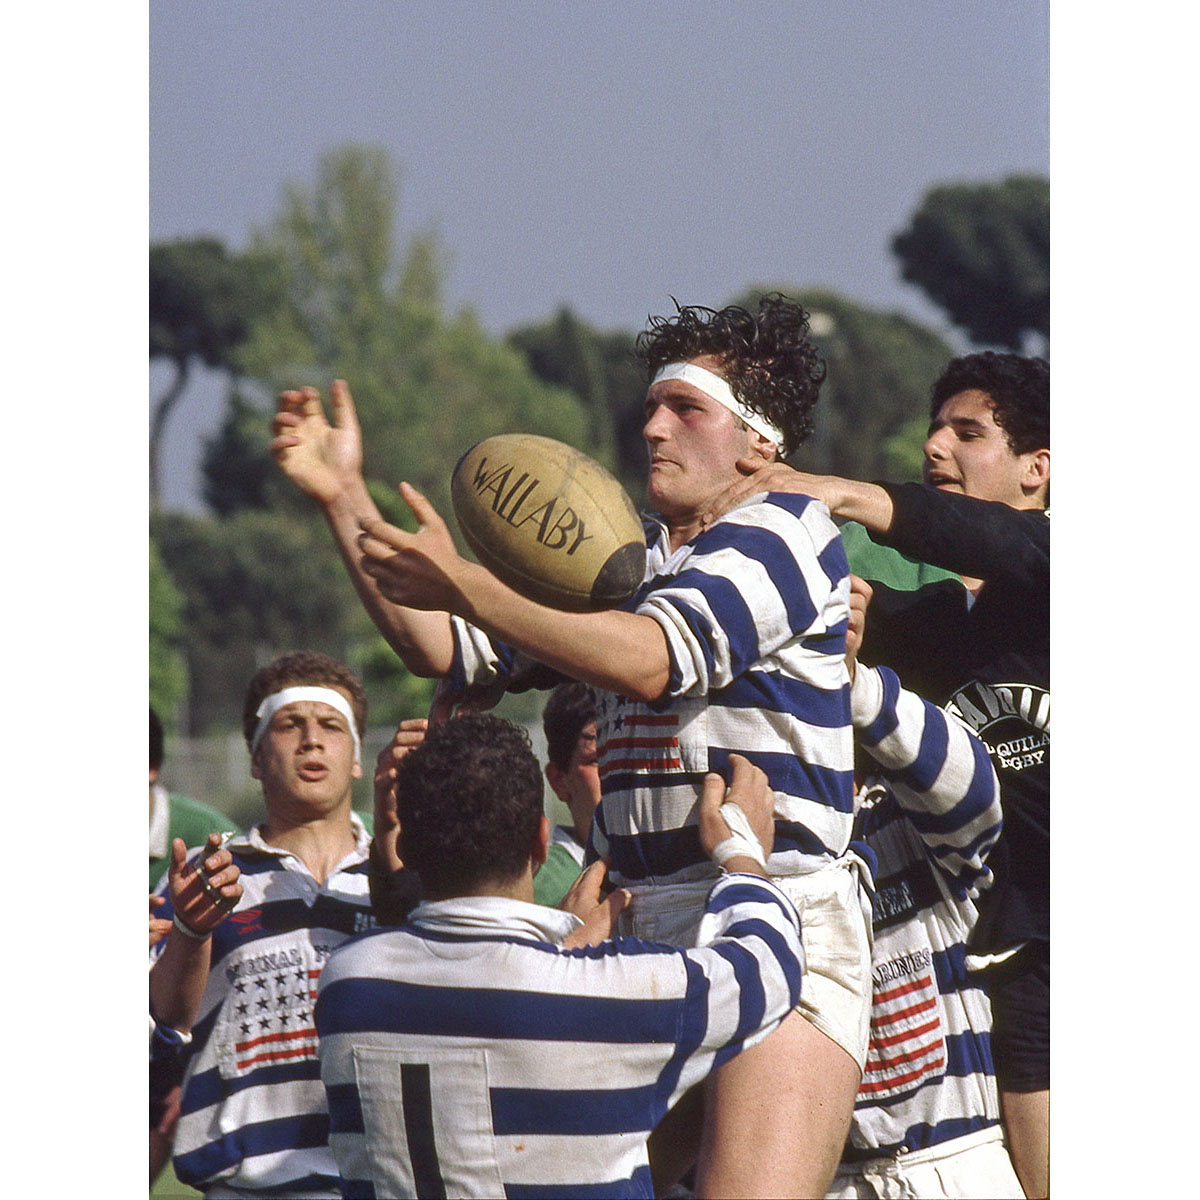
[227,144,592,527]
[152,508,366,733]
[891,175,1049,353]
[149,537,189,727]
[200,389,278,516]
[150,238,282,504]
[507,307,647,504]
[730,287,955,482]
[170,145,589,734]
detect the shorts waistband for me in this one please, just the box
[839,1123,1005,1169]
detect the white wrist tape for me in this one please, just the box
[710,800,768,870]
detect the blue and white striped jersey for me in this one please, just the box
[150,816,375,1198]
[316,873,802,1199]
[845,664,1005,1159]
[452,495,855,887]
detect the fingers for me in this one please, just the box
[329,379,361,433]
[725,753,769,808]
[700,771,727,812]
[397,482,448,533]
[849,574,873,605]
[735,454,767,477]
[358,518,410,557]
[299,385,324,417]
[569,859,609,906]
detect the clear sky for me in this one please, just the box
[150,0,1049,510]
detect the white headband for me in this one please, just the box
[251,686,362,765]
[650,361,786,448]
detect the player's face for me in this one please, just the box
[643,355,753,523]
[251,695,362,817]
[547,721,601,841]
[564,722,601,812]
[923,390,1043,508]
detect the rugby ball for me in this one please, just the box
[451,434,646,611]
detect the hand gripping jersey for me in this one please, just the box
[451,494,855,886]
[845,663,1009,1162]
[316,873,802,1199]
[150,817,375,1198]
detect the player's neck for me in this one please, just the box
[457,870,537,905]
[261,801,358,884]
[666,514,704,552]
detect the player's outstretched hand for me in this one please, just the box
[169,833,242,940]
[272,379,364,505]
[698,753,775,870]
[358,483,469,611]
[560,861,631,949]
[701,462,845,529]
[371,718,429,873]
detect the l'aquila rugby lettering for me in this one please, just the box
[944,681,1050,773]
[471,456,595,556]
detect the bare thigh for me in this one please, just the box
[695,1009,862,1199]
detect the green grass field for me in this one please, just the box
[150,1159,201,1199]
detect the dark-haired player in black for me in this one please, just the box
[709,351,1050,1198]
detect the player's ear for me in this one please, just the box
[748,430,778,463]
[532,815,551,866]
[249,752,263,781]
[1022,447,1050,498]
[544,761,569,804]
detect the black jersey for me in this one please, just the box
[852,483,1049,954]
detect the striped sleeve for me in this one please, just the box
[851,664,1000,898]
[638,494,848,699]
[686,873,804,1068]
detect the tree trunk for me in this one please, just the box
[150,358,190,507]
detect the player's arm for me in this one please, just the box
[358,485,672,701]
[148,835,242,1034]
[684,757,803,1052]
[271,380,455,677]
[701,462,896,536]
[869,481,1049,583]
[368,720,426,923]
[848,579,1001,892]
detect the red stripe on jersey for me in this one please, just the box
[871,993,938,1028]
[875,973,934,1004]
[236,1041,319,1070]
[858,1053,946,1094]
[235,1026,318,1053]
[604,729,681,748]
[869,1016,940,1050]
[600,756,682,776]
[865,1037,945,1074]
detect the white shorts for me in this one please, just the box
[825,1126,1024,1199]
[618,854,874,1069]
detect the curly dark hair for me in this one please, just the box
[634,294,826,457]
[395,713,544,899]
[241,651,368,750]
[931,352,1049,455]
[541,682,596,772]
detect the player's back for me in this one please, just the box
[317,879,802,1200]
